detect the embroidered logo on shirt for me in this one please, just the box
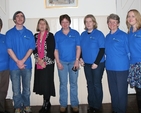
[113,38,119,42]
[24,35,30,39]
[135,34,141,38]
[69,35,75,38]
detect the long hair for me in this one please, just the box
[36,18,50,32]
[126,9,141,32]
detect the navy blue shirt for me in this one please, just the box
[55,28,80,62]
[105,29,129,71]
[80,29,105,64]
[0,34,9,71]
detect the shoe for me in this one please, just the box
[43,102,51,113]
[39,106,44,113]
[60,107,66,113]
[15,109,22,113]
[87,107,98,113]
[39,100,51,113]
[24,106,32,113]
[72,106,79,112]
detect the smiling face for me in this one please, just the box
[61,18,70,30]
[107,19,119,32]
[127,11,137,27]
[14,13,25,25]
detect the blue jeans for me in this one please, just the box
[58,60,79,107]
[10,69,32,109]
[84,62,105,109]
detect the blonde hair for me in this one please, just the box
[84,14,97,30]
[126,9,141,32]
[36,18,50,32]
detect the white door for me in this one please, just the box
[116,0,141,93]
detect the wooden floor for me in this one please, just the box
[5,94,138,113]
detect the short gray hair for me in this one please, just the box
[107,14,120,24]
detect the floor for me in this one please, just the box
[5,94,139,113]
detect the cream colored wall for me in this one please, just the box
[8,16,110,105]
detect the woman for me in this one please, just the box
[80,14,105,113]
[126,9,141,113]
[33,18,55,113]
[54,14,81,113]
[0,18,9,113]
[105,14,129,113]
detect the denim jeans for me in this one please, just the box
[58,60,79,107]
[84,62,105,109]
[10,69,32,109]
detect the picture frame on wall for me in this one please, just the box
[45,0,78,8]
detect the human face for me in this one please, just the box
[61,18,70,30]
[38,20,47,32]
[127,11,137,27]
[14,13,25,25]
[85,17,94,32]
[108,19,119,32]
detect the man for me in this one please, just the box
[0,18,9,113]
[6,11,35,113]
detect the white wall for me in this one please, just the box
[9,0,116,18]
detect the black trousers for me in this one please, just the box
[0,70,9,112]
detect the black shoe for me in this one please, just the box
[42,102,51,113]
[39,106,44,113]
[87,107,94,113]
[39,100,51,113]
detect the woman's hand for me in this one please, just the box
[79,58,84,67]
[57,62,63,70]
[91,63,98,69]
[41,62,46,68]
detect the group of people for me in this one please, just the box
[0,9,141,113]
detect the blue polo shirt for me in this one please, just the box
[80,29,105,64]
[128,28,141,64]
[0,34,9,71]
[105,29,129,71]
[6,26,35,70]
[55,28,80,62]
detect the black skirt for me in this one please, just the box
[33,64,55,98]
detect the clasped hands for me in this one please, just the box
[37,58,46,68]
[16,59,26,69]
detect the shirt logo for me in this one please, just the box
[24,35,30,39]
